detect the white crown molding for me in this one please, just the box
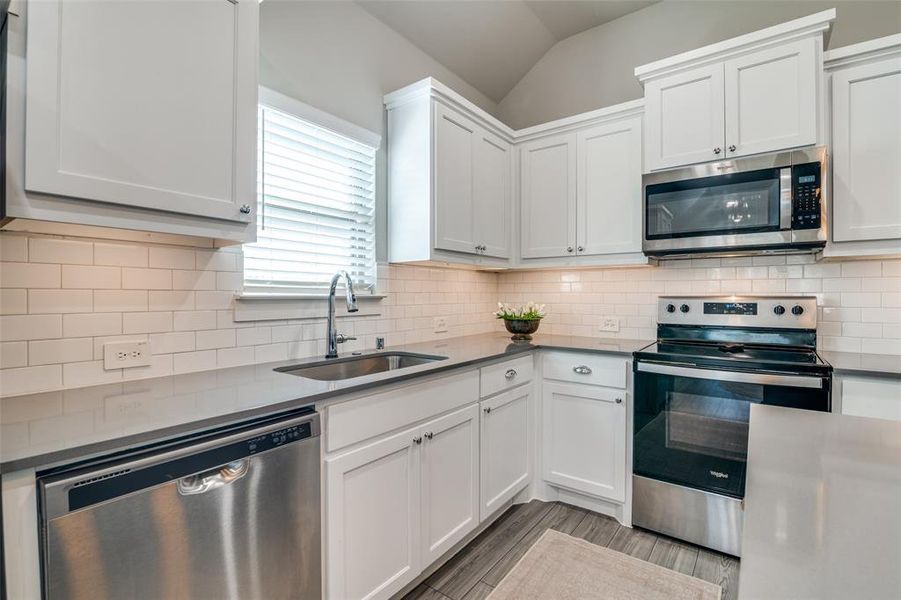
[825,33,901,70]
[514,99,644,143]
[634,8,836,84]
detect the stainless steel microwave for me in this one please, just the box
[642,147,826,258]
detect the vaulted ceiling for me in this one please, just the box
[355,0,659,103]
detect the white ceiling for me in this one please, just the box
[356,0,658,103]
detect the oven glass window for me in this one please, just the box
[633,369,828,498]
[646,168,781,240]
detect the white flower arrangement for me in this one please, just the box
[494,301,547,321]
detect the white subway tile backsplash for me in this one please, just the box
[62,265,121,289]
[173,310,218,331]
[63,313,121,338]
[149,332,195,354]
[123,268,172,290]
[29,290,93,314]
[0,342,27,369]
[1,263,60,288]
[0,365,63,395]
[94,290,148,312]
[29,238,93,265]
[216,346,254,368]
[123,311,173,334]
[148,291,195,311]
[0,289,27,315]
[94,243,149,267]
[195,291,233,310]
[842,262,882,277]
[1,315,63,341]
[29,338,93,366]
[0,234,28,262]
[196,249,238,271]
[149,246,195,270]
[196,329,236,350]
[173,350,218,374]
[172,270,217,290]
[63,360,122,387]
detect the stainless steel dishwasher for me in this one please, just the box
[38,408,321,600]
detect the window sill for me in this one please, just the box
[233,292,386,322]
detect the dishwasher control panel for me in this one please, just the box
[247,421,313,454]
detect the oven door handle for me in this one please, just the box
[636,362,825,389]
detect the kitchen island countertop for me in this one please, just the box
[740,404,901,599]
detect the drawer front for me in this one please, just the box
[326,370,479,453]
[480,356,534,398]
[542,351,628,388]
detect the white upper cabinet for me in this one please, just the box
[386,80,513,267]
[829,40,901,245]
[519,133,577,259]
[434,104,477,254]
[644,64,726,170]
[724,39,818,158]
[637,9,834,172]
[15,0,258,241]
[577,116,643,255]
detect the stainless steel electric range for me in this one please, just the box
[631,296,832,557]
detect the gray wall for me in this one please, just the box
[259,0,499,261]
[497,1,901,129]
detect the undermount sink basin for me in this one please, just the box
[274,352,447,381]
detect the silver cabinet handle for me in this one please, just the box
[413,436,422,445]
[505,368,517,380]
[573,365,592,375]
[728,144,737,152]
[713,147,722,155]
[177,459,249,496]
[577,246,584,252]
[566,246,574,253]
[615,397,623,404]
[239,204,252,214]
[424,432,433,440]
[483,406,492,414]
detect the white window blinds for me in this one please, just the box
[244,102,377,294]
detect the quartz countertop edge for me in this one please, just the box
[819,350,901,378]
[1,333,651,473]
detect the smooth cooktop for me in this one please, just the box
[635,340,832,375]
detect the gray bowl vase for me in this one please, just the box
[503,319,541,341]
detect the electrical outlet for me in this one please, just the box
[599,317,620,333]
[103,341,152,370]
[433,316,449,334]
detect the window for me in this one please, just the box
[244,90,378,294]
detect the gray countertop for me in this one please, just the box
[820,350,901,378]
[740,405,901,600]
[0,332,649,473]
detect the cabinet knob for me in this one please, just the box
[573,365,592,375]
[713,147,722,155]
[615,397,623,404]
[413,436,422,445]
[728,144,737,152]
[239,204,252,214]
[505,368,517,380]
[484,406,492,414]
[424,432,433,440]
[566,246,574,253]
[577,246,584,252]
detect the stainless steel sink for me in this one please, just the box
[274,352,447,381]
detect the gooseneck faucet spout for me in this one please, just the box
[326,271,359,358]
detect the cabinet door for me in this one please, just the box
[644,64,725,171]
[832,56,901,242]
[724,38,818,158]
[520,134,577,258]
[577,116,643,256]
[542,381,626,502]
[326,428,420,600]
[473,129,512,259]
[420,404,480,565]
[24,0,257,224]
[434,104,477,255]
[480,387,531,521]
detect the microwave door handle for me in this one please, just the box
[636,362,824,389]
[779,167,792,230]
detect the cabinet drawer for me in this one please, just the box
[480,356,533,398]
[326,370,479,453]
[542,352,627,388]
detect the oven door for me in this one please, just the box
[633,362,830,498]
[644,166,791,253]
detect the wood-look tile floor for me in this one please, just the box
[403,500,740,600]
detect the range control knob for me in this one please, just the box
[773,305,786,315]
[680,304,690,313]
[666,304,676,313]
[791,305,805,316]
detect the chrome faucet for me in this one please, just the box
[325,271,358,358]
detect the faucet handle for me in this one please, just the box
[335,333,357,344]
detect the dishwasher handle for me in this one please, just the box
[40,410,319,520]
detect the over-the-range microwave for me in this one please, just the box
[642,147,826,258]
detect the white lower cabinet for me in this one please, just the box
[839,375,901,422]
[480,386,532,520]
[420,404,480,564]
[542,381,626,503]
[325,403,479,600]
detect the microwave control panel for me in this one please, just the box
[792,162,821,230]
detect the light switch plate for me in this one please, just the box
[103,340,152,370]
[433,316,449,334]
[599,317,620,333]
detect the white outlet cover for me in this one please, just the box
[599,317,620,333]
[103,340,152,370]
[433,316,449,333]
